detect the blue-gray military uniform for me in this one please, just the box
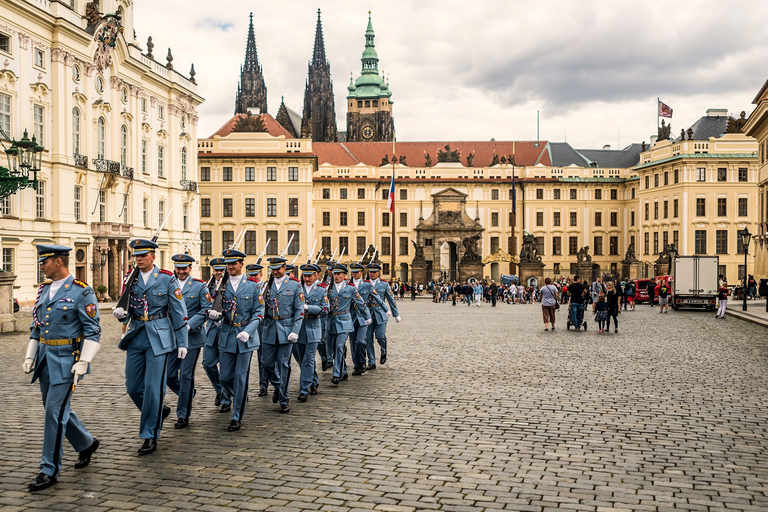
[166,254,211,426]
[118,240,188,444]
[317,261,335,368]
[202,258,232,410]
[348,264,385,373]
[366,264,399,366]
[246,263,270,396]
[217,249,263,429]
[261,257,305,409]
[291,264,329,398]
[326,264,367,381]
[28,246,101,484]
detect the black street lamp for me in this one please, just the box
[741,227,751,312]
[90,249,108,271]
[0,128,44,197]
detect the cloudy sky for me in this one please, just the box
[134,0,767,150]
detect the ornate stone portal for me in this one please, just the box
[413,188,484,283]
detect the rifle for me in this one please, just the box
[357,246,370,265]
[255,237,271,265]
[183,228,200,255]
[264,235,294,304]
[321,247,338,285]
[116,207,174,312]
[366,246,379,280]
[305,239,318,265]
[313,248,323,265]
[211,229,247,314]
[279,233,295,258]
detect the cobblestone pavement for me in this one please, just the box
[2,300,768,511]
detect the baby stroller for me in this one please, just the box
[565,306,588,330]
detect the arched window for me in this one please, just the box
[364,100,370,107]
[97,116,106,159]
[357,101,363,108]
[120,124,128,166]
[72,107,80,155]
[181,147,187,181]
[373,100,378,107]
[182,202,188,231]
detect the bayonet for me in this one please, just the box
[255,237,271,265]
[305,239,318,265]
[279,233,295,258]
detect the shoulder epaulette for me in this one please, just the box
[365,279,371,283]
[347,282,356,287]
[38,280,51,290]
[72,279,88,288]
[291,277,300,283]
[381,279,388,284]
[160,269,174,276]
[318,282,328,288]
[248,276,258,282]
[193,278,204,283]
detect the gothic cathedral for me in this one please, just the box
[234,13,268,115]
[345,13,395,143]
[300,10,338,142]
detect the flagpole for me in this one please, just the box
[657,97,660,130]
[511,141,517,276]
[391,133,396,283]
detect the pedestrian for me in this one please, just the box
[473,280,483,306]
[605,282,619,333]
[23,245,102,491]
[626,281,636,310]
[647,279,656,307]
[166,253,211,429]
[591,277,602,312]
[260,256,303,415]
[489,280,498,307]
[567,275,586,331]
[715,283,729,319]
[595,293,608,332]
[656,280,671,314]
[748,275,757,300]
[540,277,559,331]
[113,238,189,455]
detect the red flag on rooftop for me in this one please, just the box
[658,100,673,118]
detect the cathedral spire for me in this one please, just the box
[312,8,327,66]
[234,12,268,115]
[300,8,338,142]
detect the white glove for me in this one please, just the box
[207,310,220,320]
[71,361,88,378]
[177,347,188,359]
[304,304,309,311]
[287,332,299,342]
[23,339,38,373]
[215,320,222,327]
[121,333,126,340]
[112,306,127,320]
[395,316,401,323]
[365,318,372,326]
[186,324,191,331]
[23,358,34,374]
[237,331,250,343]
[386,310,392,317]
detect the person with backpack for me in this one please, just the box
[656,280,672,314]
[626,281,636,310]
[540,278,559,331]
[715,283,729,319]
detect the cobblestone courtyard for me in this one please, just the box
[1,300,768,511]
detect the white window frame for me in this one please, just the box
[74,185,82,221]
[97,116,106,159]
[0,92,11,137]
[72,107,80,155]
[33,104,44,145]
[157,145,165,178]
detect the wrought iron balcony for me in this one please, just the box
[180,180,197,191]
[92,158,122,175]
[121,165,134,179]
[73,153,89,169]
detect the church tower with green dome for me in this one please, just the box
[345,12,394,143]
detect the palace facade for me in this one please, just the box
[0,0,203,303]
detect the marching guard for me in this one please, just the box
[365,262,400,369]
[24,245,102,491]
[292,263,328,401]
[113,239,188,455]
[202,257,232,412]
[246,262,270,398]
[205,248,263,431]
[348,262,379,375]
[326,263,367,384]
[166,254,211,428]
[261,256,305,412]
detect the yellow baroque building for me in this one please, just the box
[744,84,768,280]
[0,0,203,303]
[199,109,758,285]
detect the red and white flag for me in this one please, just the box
[387,173,395,213]
[658,100,673,118]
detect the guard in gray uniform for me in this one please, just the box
[24,245,102,491]
[246,263,270,397]
[292,263,328,401]
[318,260,335,371]
[261,256,305,413]
[326,264,367,384]
[348,262,381,375]
[166,253,211,429]
[365,263,401,369]
[202,258,231,412]
[113,239,189,455]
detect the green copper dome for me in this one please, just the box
[347,12,392,101]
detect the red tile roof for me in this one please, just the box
[313,141,550,168]
[210,113,295,139]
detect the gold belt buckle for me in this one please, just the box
[140,315,149,321]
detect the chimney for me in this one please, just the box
[602,145,611,150]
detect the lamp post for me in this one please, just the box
[90,249,108,271]
[741,227,751,312]
[0,128,44,197]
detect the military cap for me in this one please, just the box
[300,263,321,274]
[130,239,158,255]
[171,253,195,267]
[285,264,296,273]
[246,263,263,275]
[222,248,246,263]
[349,262,365,272]
[209,257,226,270]
[268,256,288,270]
[366,262,382,271]
[36,244,72,263]
[332,263,348,274]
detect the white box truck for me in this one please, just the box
[671,255,719,310]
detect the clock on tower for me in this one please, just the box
[362,125,374,140]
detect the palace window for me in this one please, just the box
[73,187,81,221]
[36,182,46,219]
[492,212,499,227]
[72,107,80,154]
[609,236,619,255]
[717,198,727,216]
[322,211,330,226]
[357,237,367,255]
[536,188,544,200]
[381,236,390,256]
[266,232,278,254]
[0,32,10,55]
[654,201,658,220]
[718,168,727,182]
[201,232,212,255]
[223,166,232,181]
[97,117,106,159]
[696,198,706,216]
[644,233,649,255]
[340,211,348,226]
[358,211,365,226]
[536,212,543,226]
[570,189,577,200]
[245,167,255,181]
[382,212,389,227]
[288,198,299,217]
[553,211,560,226]
[245,198,255,217]
[552,236,561,256]
[654,174,659,187]
[674,169,679,183]
[663,201,668,219]
[321,237,331,255]
[142,141,149,174]
[738,198,748,216]
[267,198,276,217]
[340,188,347,199]
[121,125,128,166]
[715,230,727,255]
[245,231,257,255]
[339,237,349,254]
[200,166,210,181]
[322,188,330,199]
[569,211,577,226]
[630,210,635,226]
[739,167,748,182]
[358,188,365,200]
[595,189,601,200]
[610,212,617,226]
[289,167,299,181]
[568,236,578,255]
[645,203,649,221]
[664,172,669,185]
[695,230,707,254]
[594,236,603,256]
[180,147,187,181]
[157,145,165,177]
[400,212,407,227]
[222,198,233,217]
[399,237,408,256]
[400,189,407,200]
[287,231,300,255]
[696,168,706,182]
[610,189,618,200]
[492,189,499,200]
[594,211,601,226]
[653,232,659,254]
[267,167,276,181]
[222,231,234,251]
[143,197,148,226]
[553,189,561,200]
[673,199,678,217]
[382,188,389,200]
[201,198,210,217]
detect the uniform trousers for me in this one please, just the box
[166,348,200,419]
[38,361,93,477]
[202,333,232,406]
[261,342,293,405]
[350,322,369,369]
[292,342,319,395]
[218,348,252,422]
[331,332,350,378]
[125,329,169,440]
[365,320,387,365]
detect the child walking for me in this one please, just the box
[595,293,608,332]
